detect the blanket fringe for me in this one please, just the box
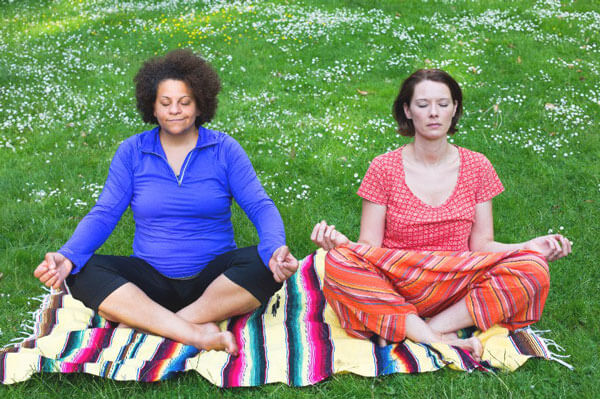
[528,328,574,370]
[1,287,55,350]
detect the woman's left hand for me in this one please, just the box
[269,245,299,283]
[523,234,572,262]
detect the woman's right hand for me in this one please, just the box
[311,220,350,251]
[523,234,572,262]
[33,252,73,290]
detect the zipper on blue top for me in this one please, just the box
[175,150,195,186]
[147,149,196,187]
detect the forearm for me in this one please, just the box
[59,206,122,273]
[246,199,286,267]
[356,237,380,247]
[470,239,525,253]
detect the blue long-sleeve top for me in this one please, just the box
[59,126,286,278]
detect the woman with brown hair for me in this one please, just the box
[312,69,571,359]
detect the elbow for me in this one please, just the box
[357,236,382,248]
[469,237,493,252]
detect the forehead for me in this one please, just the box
[156,79,193,97]
[412,80,452,100]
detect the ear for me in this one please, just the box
[403,103,412,119]
[452,101,458,117]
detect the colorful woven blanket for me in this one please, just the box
[0,250,571,386]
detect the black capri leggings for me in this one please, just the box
[65,246,282,313]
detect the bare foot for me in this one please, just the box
[199,322,221,334]
[377,335,390,347]
[442,336,483,362]
[440,331,458,341]
[192,323,238,356]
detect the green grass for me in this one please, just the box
[1,0,598,397]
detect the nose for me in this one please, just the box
[168,102,181,114]
[429,104,439,117]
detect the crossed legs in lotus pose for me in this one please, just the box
[99,275,259,356]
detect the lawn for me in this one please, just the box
[0,0,598,397]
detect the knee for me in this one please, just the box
[324,245,360,277]
[325,245,353,259]
[516,254,551,294]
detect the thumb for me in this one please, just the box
[277,245,289,261]
[46,253,57,269]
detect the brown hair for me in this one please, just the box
[134,49,221,127]
[392,69,463,136]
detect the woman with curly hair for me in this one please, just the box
[311,69,571,359]
[34,49,297,355]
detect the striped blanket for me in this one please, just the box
[0,250,570,386]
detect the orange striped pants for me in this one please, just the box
[323,244,550,342]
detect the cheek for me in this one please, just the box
[411,109,427,121]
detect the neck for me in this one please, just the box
[159,127,198,149]
[409,136,453,166]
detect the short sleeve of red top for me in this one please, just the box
[357,146,504,251]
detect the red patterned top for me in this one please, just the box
[357,145,504,251]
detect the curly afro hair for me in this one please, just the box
[134,49,221,127]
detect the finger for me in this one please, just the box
[316,221,327,246]
[271,263,284,283]
[280,262,293,280]
[281,253,295,266]
[272,272,281,283]
[46,253,57,271]
[310,223,321,241]
[282,269,294,281]
[52,273,65,290]
[551,238,563,261]
[544,237,558,255]
[34,262,48,278]
[278,265,292,280]
[330,230,338,246]
[45,274,58,288]
[551,237,563,259]
[277,245,289,262]
[282,256,299,273]
[273,269,284,283]
[552,236,562,250]
[284,259,298,277]
[288,254,299,267]
[282,261,298,274]
[545,238,559,261]
[324,225,335,249]
[553,236,566,259]
[558,235,571,257]
[37,271,52,284]
[271,248,280,264]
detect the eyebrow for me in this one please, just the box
[414,97,452,101]
[159,95,192,100]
